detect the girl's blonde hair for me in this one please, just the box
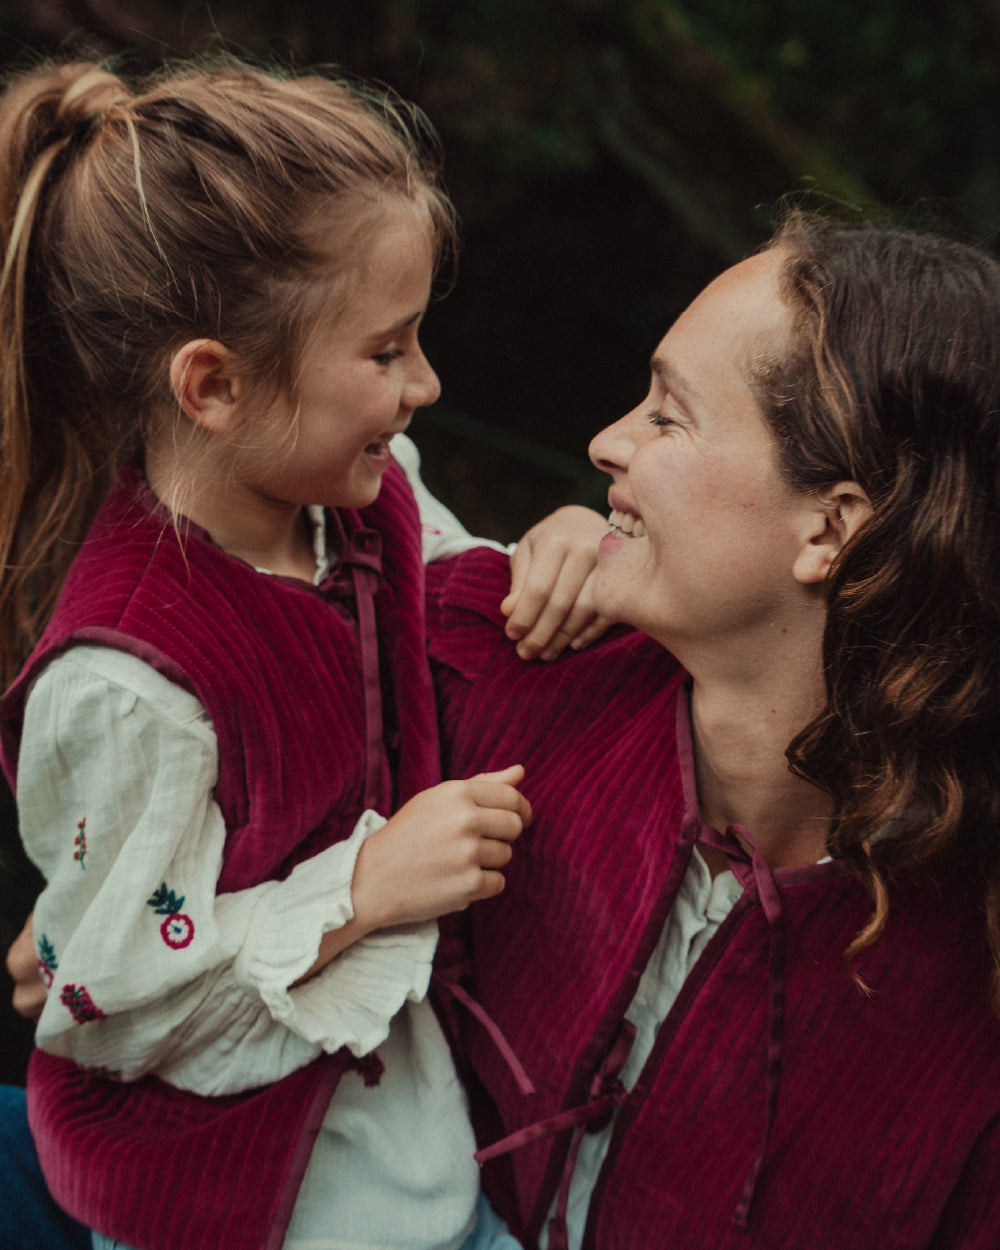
[0,58,456,692]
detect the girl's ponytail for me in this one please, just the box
[0,63,132,693]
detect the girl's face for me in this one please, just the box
[588,249,823,658]
[251,210,440,511]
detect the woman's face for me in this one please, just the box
[588,249,825,656]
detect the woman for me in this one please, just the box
[427,216,1000,1248]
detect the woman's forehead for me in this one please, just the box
[656,249,791,385]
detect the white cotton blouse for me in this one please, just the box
[20,436,501,1250]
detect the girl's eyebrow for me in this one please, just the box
[372,309,424,339]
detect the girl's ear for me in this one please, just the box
[169,340,244,436]
[793,481,873,585]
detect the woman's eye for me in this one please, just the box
[648,410,675,429]
[373,348,404,365]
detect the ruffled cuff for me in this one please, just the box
[234,811,439,1056]
[289,919,438,1057]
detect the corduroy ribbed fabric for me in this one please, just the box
[427,547,1000,1250]
[1,458,440,1250]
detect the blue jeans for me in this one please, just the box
[0,1084,90,1250]
[91,1192,522,1249]
[460,1193,524,1249]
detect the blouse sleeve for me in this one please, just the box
[391,432,512,562]
[19,645,437,1097]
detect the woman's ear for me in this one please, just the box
[793,481,873,585]
[169,340,244,436]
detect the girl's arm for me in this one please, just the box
[17,647,435,1095]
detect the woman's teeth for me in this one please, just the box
[608,508,646,538]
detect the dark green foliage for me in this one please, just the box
[0,0,991,533]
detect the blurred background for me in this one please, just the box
[2,0,1000,1076]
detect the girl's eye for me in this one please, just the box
[373,348,404,366]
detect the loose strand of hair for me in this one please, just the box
[123,111,173,278]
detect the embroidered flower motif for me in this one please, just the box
[60,983,105,1024]
[147,883,195,950]
[37,933,58,988]
[72,818,87,869]
[350,1052,385,1088]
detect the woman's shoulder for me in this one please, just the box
[427,544,680,706]
[426,544,511,624]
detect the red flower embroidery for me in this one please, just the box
[160,913,195,950]
[60,984,105,1024]
[73,818,87,869]
[147,883,195,950]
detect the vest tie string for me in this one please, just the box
[321,525,384,811]
[434,973,537,1097]
[471,1018,635,1250]
[696,821,787,1227]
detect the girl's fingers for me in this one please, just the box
[472,807,529,844]
[478,838,514,870]
[468,786,532,830]
[471,764,525,785]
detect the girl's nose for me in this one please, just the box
[407,350,441,410]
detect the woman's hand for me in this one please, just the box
[502,505,611,660]
[6,913,46,1022]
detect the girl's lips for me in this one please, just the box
[364,426,410,460]
[364,437,394,461]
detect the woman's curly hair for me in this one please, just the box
[756,213,1000,995]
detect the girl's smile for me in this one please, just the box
[251,210,440,514]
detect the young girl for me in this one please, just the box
[0,59,601,1250]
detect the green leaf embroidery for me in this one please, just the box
[38,933,58,971]
[147,883,186,916]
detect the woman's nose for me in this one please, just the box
[589,412,635,475]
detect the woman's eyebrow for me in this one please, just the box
[650,355,700,405]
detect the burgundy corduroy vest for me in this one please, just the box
[1,458,440,1250]
[428,548,1000,1250]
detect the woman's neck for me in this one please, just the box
[689,656,832,870]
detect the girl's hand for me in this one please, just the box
[7,913,47,1022]
[502,506,611,660]
[351,766,532,932]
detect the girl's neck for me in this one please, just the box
[144,439,317,582]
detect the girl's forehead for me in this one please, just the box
[306,212,437,340]
[308,192,437,267]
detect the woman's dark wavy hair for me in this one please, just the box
[755,213,1000,995]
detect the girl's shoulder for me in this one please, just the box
[27,644,209,732]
